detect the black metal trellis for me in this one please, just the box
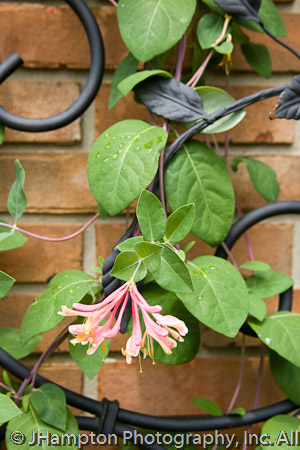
[0,0,299,445]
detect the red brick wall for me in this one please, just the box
[0,0,299,444]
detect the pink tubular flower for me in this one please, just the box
[59,281,188,365]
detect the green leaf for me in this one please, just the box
[21,270,95,345]
[197,13,230,50]
[241,43,271,79]
[269,349,300,405]
[134,284,200,364]
[165,204,195,243]
[118,70,172,96]
[69,330,110,380]
[164,141,235,247]
[246,270,293,299]
[116,236,144,252]
[248,312,300,367]
[31,384,67,431]
[215,41,234,55]
[0,124,4,144]
[260,415,300,450]
[248,294,267,321]
[117,0,197,62]
[231,23,250,44]
[0,224,27,252]
[87,120,168,216]
[111,251,147,282]
[22,395,29,413]
[152,246,193,294]
[229,407,246,415]
[0,328,41,360]
[0,395,22,425]
[134,242,163,273]
[231,157,279,203]
[6,408,78,450]
[7,160,27,222]
[259,0,286,37]
[109,53,138,108]
[184,241,195,255]
[178,256,249,338]
[192,398,223,416]
[194,86,246,134]
[201,0,224,16]
[136,190,166,242]
[0,271,15,299]
[240,261,271,272]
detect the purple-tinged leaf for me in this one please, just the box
[215,0,262,24]
[270,75,300,120]
[134,77,207,123]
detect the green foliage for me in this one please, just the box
[118,70,172,96]
[0,328,41,360]
[178,256,249,337]
[7,160,27,223]
[165,141,235,246]
[116,236,144,252]
[109,53,138,108]
[259,415,300,450]
[21,270,95,345]
[0,271,15,299]
[246,270,293,298]
[241,43,272,79]
[214,41,234,55]
[0,224,27,252]
[197,13,230,50]
[165,204,195,243]
[134,242,163,274]
[117,0,196,62]
[192,397,223,416]
[240,261,271,272]
[0,394,22,425]
[136,190,166,242]
[269,350,300,405]
[231,157,279,203]
[31,384,67,431]
[0,124,4,144]
[259,0,286,37]
[111,251,147,282]
[248,312,300,367]
[87,120,168,216]
[248,294,267,322]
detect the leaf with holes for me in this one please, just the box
[178,256,249,337]
[117,0,197,62]
[134,77,207,123]
[87,120,168,216]
[118,70,172,96]
[21,270,95,345]
[193,86,245,134]
[231,157,279,203]
[248,312,300,367]
[136,190,166,242]
[7,160,27,222]
[152,246,193,294]
[109,53,139,109]
[165,141,235,246]
[270,75,300,121]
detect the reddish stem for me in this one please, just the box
[159,121,169,218]
[109,0,118,6]
[235,198,255,261]
[221,241,238,269]
[187,50,214,88]
[175,34,187,82]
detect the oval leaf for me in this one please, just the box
[248,294,267,321]
[87,120,168,216]
[134,242,163,274]
[109,53,139,108]
[111,251,147,282]
[134,77,207,122]
[165,204,195,243]
[197,13,229,50]
[192,398,223,416]
[269,349,300,405]
[270,75,300,121]
[260,415,300,450]
[241,43,271,79]
[116,236,144,252]
[21,270,95,345]
[31,384,67,432]
[248,312,300,367]
[178,256,249,338]
[7,160,27,222]
[118,70,172,96]
[240,261,271,272]
[0,271,15,299]
[231,157,279,203]
[117,0,197,62]
[165,141,235,246]
[0,224,27,252]
[0,395,22,425]
[136,190,166,242]
[246,270,293,298]
[0,328,41,360]
[152,246,193,294]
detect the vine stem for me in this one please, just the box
[108,0,118,6]
[187,50,214,88]
[0,382,15,394]
[221,241,238,269]
[235,197,255,262]
[15,327,69,402]
[262,24,300,60]
[159,121,169,218]
[0,212,99,242]
[174,34,187,82]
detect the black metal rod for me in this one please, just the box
[0,0,104,132]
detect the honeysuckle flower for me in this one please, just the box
[58,281,188,366]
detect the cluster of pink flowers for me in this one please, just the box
[59,281,188,365]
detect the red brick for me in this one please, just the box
[98,357,284,416]
[0,4,126,70]
[0,294,72,353]
[0,81,81,143]
[0,153,97,214]
[96,222,128,260]
[230,155,300,210]
[0,224,82,282]
[232,14,300,73]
